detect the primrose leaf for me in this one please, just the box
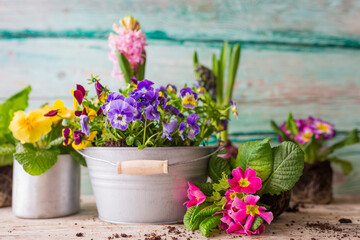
[260,141,304,196]
[126,135,135,146]
[329,156,353,175]
[194,182,214,196]
[44,137,64,150]
[320,129,359,158]
[184,203,209,231]
[0,154,13,167]
[208,155,231,183]
[233,138,273,182]
[199,214,222,237]
[0,144,16,167]
[286,113,299,136]
[270,120,291,142]
[250,215,264,231]
[0,86,31,139]
[14,143,60,176]
[302,135,321,163]
[69,149,87,167]
[0,144,16,155]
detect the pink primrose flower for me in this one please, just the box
[227,168,262,194]
[184,182,206,209]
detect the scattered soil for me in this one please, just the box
[339,218,352,223]
[75,232,83,237]
[167,226,182,235]
[305,222,342,232]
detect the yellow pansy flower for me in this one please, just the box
[72,131,97,150]
[9,110,52,144]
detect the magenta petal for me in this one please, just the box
[44,109,59,117]
[243,215,255,232]
[232,195,247,210]
[226,221,243,234]
[258,210,274,224]
[76,84,86,96]
[227,178,239,187]
[232,167,245,180]
[75,111,82,117]
[244,195,260,205]
[230,209,247,223]
[74,89,84,105]
[244,168,257,179]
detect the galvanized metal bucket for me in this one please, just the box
[12,154,80,219]
[80,146,218,224]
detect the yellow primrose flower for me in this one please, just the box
[9,110,52,144]
[72,131,97,150]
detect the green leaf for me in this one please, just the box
[0,86,31,139]
[193,51,199,67]
[194,182,214,196]
[250,215,264,231]
[329,156,353,175]
[0,144,16,155]
[0,144,16,166]
[232,138,273,182]
[208,154,231,183]
[302,134,321,163]
[135,53,146,80]
[260,141,304,196]
[286,113,299,136]
[184,203,208,231]
[224,42,241,105]
[320,129,359,158]
[44,137,64,150]
[0,154,13,167]
[270,120,291,142]
[14,143,60,176]
[126,135,135,146]
[69,150,87,167]
[199,214,222,237]
[116,49,134,84]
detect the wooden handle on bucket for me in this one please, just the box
[116,160,169,175]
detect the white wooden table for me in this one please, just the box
[1,195,360,240]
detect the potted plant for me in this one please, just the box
[271,113,359,204]
[0,86,31,207]
[183,138,304,237]
[9,99,85,218]
[193,42,241,160]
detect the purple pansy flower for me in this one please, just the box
[180,87,198,109]
[164,105,180,116]
[179,122,186,141]
[131,79,154,100]
[144,105,160,120]
[79,115,90,136]
[107,99,135,130]
[73,130,85,145]
[44,109,59,117]
[186,113,200,140]
[62,128,71,146]
[102,92,124,114]
[161,119,178,141]
[73,84,86,105]
[230,100,239,119]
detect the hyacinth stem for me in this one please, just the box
[224,43,241,105]
[116,46,134,85]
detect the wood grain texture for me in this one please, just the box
[1,38,359,132]
[0,195,360,239]
[1,0,360,47]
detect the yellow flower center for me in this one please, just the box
[317,123,329,133]
[238,178,250,187]
[246,205,260,216]
[229,192,236,200]
[167,85,176,93]
[183,94,197,107]
[302,132,313,142]
[196,198,200,201]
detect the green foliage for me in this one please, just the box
[286,113,299,136]
[320,129,359,159]
[14,143,60,176]
[0,86,31,166]
[270,120,291,142]
[184,202,222,233]
[199,215,222,237]
[69,149,87,167]
[116,49,134,84]
[260,141,304,196]
[231,138,273,182]
[302,135,322,163]
[194,182,214,196]
[250,215,264,231]
[329,156,353,175]
[208,154,231,183]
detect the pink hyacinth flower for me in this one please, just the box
[108,24,147,81]
[230,195,273,234]
[184,182,206,209]
[227,168,262,194]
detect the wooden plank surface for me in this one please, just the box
[1,38,359,132]
[0,195,360,240]
[1,0,360,47]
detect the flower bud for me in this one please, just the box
[120,15,140,31]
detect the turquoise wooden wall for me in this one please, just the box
[1,0,359,194]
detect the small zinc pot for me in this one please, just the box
[80,146,218,224]
[0,165,13,207]
[291,161,333,204]
[12,154,80,218]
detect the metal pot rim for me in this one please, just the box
[83,146,219,151]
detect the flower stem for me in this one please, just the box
[143,118,147,145]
